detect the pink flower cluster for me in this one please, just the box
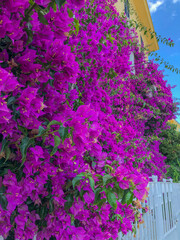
[0,0,176,239]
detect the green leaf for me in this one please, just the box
[65,179,72,190]
[38,11,48,25]
[0,168,8,177]
[67,8,73,18]
[55,0,66,9]
[0,185,5,194]
[5,146,11,161]
[7,96,16,106]
[75,172,86,177]
[88,176,95,191]
[20,137,34,166]
[10,210,17,225]
[0,139,9,153]
[73,18,80,35]
[72,176,83,188]
[104,164,114,172]
[25,29,33,45]
[103,174,113,185]
[116,214,123,222]
[39,205,48,219]
[0,194,8,210]
[50,135,61,156]
[29,0,34,5]
[36,126,46,137]
[47,120,62,128]
[49,198,54,213]
[94,188,101,204]
[66,100,70,107]
[50,1,57,12]
[64,194,74,210]
[16,169,25,182]
[121,190,134,206]
[98,44,102,53]
[79,189,86,201]
[38,8,49,15]
[74,189,80,200]
[18,125,28,136]
[58,126,69,143]
[50,147,58,156]
[72,174,85,188]
[54,135,61,148]
[97,198,106,210]
[92,161,96,168]
[114,185,124,199]
[106,191,117,209]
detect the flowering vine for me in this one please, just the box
[0,0,176,239]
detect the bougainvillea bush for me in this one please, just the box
[0,0,176,239]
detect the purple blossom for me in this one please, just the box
[0,0,176,238]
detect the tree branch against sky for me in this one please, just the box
[147,0,180,121]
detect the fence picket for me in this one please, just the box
[118,176,180,240]
[1,176,179,240]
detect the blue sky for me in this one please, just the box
[147,0,180,122]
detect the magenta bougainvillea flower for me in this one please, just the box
[0,0,177,239]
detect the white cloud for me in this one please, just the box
[148,1,164,13]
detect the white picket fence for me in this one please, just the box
[118,175,180,240]
[1,176,180,240]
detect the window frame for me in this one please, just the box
[124,0,130,18]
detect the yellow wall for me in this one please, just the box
[169,119,180,132]
[114,0,159,53]
[114,0,124,12]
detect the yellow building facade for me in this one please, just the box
[169,119,180,132]
[115,1,180,129]
[114,0,159,52]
